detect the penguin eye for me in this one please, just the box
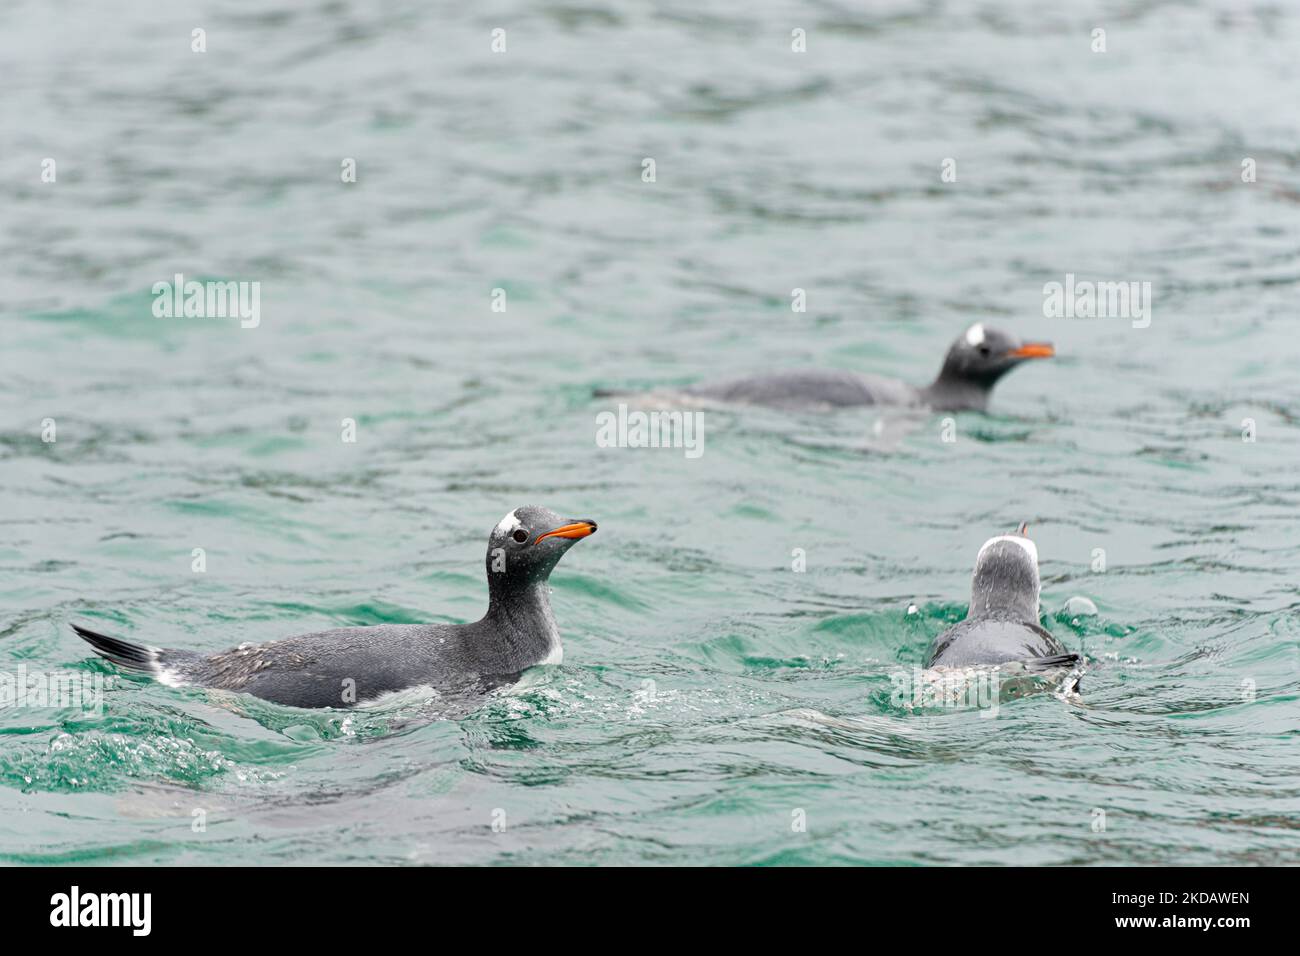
[977,344,991,357]
[511,529,529,544]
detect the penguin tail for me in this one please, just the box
[1024,652,1082,672]
[71,623,165,676]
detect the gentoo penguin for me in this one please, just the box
[925,526,1079,671]
[614,324,1053,412]
[72,506,596,709]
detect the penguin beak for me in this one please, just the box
[1005,342,1055,360]
[534,520,598,544]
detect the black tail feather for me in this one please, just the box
[71,623,159,673]
[1024,652,1083,672]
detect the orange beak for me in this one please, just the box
[1006,342,1055,360]
[534,520,598,544]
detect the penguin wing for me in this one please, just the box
[73,621,470,707]
[926,618,1071,668]
[686,370,917,409]
[187,623,472,707]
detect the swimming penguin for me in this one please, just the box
[72,506,596,709]
[609,324,1053,412]
[925,526,1079,672]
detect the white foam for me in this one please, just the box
[358,684,440,709]
[155,664,188,688]
[964,322,986,347]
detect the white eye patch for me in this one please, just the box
[495,510,522,536]
[965,323,986,347]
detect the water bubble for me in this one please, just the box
[1063,596,1098,616]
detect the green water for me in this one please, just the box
[2,1,1299,865]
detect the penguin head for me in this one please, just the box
[935,323,1055,391]
[969,526,1041,621]
[485,505,597,588]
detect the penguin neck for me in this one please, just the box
[921,371,991,412]
[485,579,562,668]
[968,581,1038,622]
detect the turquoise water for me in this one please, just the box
[2,0,1299,865]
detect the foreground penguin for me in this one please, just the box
[72,506,596,709]
[615,324,1053,412]
[925,526,1079,672]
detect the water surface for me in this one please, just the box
[1,0,1298,865]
